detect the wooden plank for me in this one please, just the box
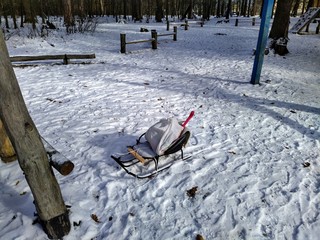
[10,53,96,62]
[128,147,146,164]
[10,55,65,62]
[126,39,155,45]
[158,33,175,37]
[64,53,96,59]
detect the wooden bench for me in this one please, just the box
[10,53,96,65]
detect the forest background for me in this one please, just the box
[1,0,320,35]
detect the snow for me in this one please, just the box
[1,17,320,240]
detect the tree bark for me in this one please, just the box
[0,30,70,239]
[269,0,294,39]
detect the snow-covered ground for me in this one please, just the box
[1,17,319,240]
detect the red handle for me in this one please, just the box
[182,111,195,128]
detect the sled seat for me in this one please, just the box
[134,129,190,159]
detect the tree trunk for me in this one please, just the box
[269,0,294,55]
[202,0,211,20]
[302,0,307,13]
[247,0,252,17]
[292,0,301,16]
[131,0,142,21]
[0,30,70,240]
[22,0,32,22]
[123,0,127,19]
[225,0,232,19]
[155,0,164,22]
[216,0,221,17]
[10,0,18,29]
[187,0,193,19]
[307,0,315,9]
[63,0,74,33]
[269,0,294,39]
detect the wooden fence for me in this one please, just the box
[167,20,204,31]
[120,27,177,54]
[10,53,96,65]
[235,18,257,26]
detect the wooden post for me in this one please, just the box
[0,118,17,163]
[151,30,157,49]
[120,33,126,53]
[0,30,70,239]
[200,21,204,27]
[173,26,177,41]
[252,18,256,26]
[316,21,320,34]
[235,18,239,26]
[251,0,275,85]
[63,54,69,65]
[185,20,189,30]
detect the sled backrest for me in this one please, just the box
[145,118,188,156]
[164,130,190,155]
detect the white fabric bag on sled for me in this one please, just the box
[145,118,184,156]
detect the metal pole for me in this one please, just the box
[250,0,275,85]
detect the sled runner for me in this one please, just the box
[111,112,194,179]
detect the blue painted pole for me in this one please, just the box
[250,0,275,85]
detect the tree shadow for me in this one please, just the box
[0,176,37,222]
[99,61,319,141]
